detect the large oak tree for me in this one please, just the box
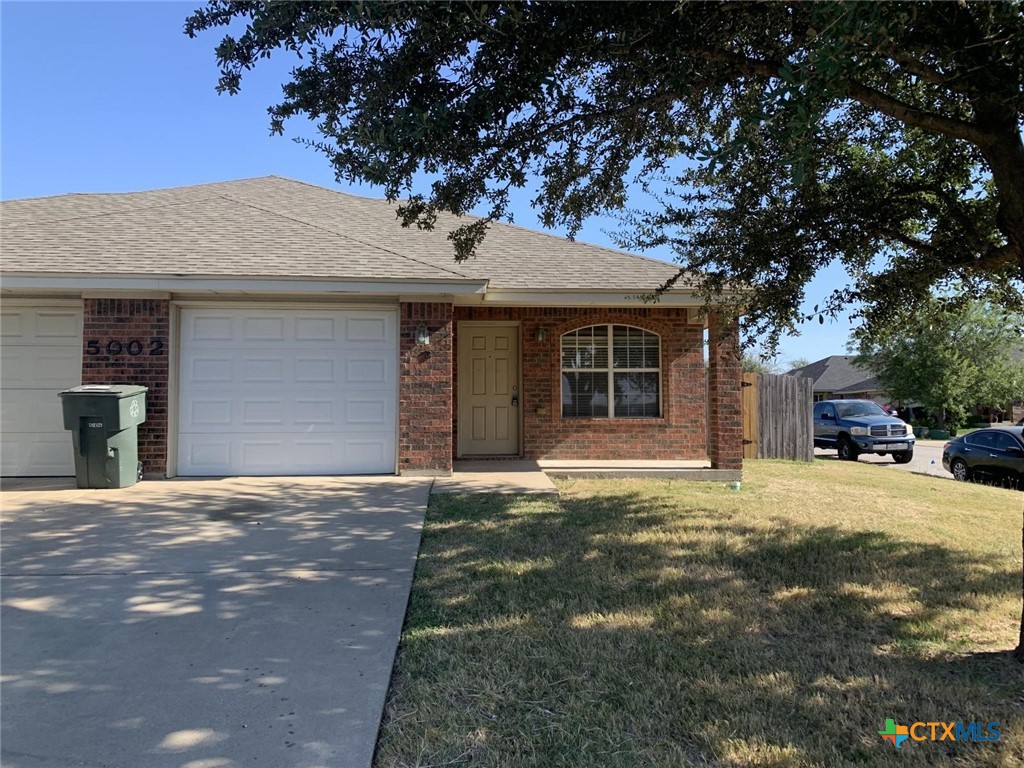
[186,0,1023,345]
[186,1,1024,658]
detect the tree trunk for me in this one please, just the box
[978,128,1024,267]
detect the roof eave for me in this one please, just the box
[0,273,488,297]
[466,287,743,308]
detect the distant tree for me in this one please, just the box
[787,358,811,372]
[852,301,1024,429]
[973,355,1024,421]
[742,354,780,375]
[186,1,1024,350]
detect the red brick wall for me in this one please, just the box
[74,299,732,476]
[81,298,170,477]
[707,311,743,470]
[399,302,453,475]
[453,307,708,460]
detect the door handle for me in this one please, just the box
[511,395,519,407]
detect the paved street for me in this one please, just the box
[815,440,953,480]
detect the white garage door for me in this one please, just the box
[178,307,398,476]
[1,304,82,476]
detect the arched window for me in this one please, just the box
[561,325,661,418]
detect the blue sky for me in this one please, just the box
[1,1,854,366]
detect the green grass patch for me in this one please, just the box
[376,460,1024,767]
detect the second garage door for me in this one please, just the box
[178,307,398,476]
[0,303,82,476]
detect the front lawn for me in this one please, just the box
[376,461,1023,768]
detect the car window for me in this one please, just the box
[967,432,995,448]
[836,401,888,418]
[817,404,836,419]
[991,433,1021,453]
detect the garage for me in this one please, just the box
[0,302,83,476]
[177,307,398,476]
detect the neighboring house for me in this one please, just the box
[0,176,743,479]
[786,356,888,404]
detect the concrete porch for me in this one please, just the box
[430,459,742,495]
[538,459,741,482]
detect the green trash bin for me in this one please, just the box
[59,385,147,489]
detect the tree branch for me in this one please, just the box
[882,49,972,97]
[894,181,992,256]
[871,227,939,257]
[481,90,678,152]
[844,80,988,145]
[703,49,990,146]
[873,225,1019,275]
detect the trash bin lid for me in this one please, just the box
[59,385,148,398]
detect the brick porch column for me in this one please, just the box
[399,302,453,476]
[81,297,170,478]
[707,311,743,471]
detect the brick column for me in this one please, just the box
[399,302,453,476]
[707,311,743,471]
[81,298,170,478]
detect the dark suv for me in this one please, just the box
[813,399,915,463]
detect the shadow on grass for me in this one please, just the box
[378,488,1022,768]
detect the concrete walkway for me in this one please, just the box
[431,460,559,495]
[1,475,431,768]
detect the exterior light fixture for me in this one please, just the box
[534,327,548,343]
[415,323,431,345]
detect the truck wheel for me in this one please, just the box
[893,450,914,464]
[838,436,859,461]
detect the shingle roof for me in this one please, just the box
[832,375,881,395]
[786,355,879,393]
[0,176,684,291]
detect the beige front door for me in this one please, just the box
[458,323,520,456]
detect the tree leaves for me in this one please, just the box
[852,300,1024,428]
[185,1,1024,350]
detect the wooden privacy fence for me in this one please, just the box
[741,372,814,461]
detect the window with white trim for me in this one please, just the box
[561,325,661,418]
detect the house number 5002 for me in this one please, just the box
[85,339,165,356]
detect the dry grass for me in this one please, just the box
[375,460,1024,768]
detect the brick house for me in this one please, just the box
[787,356,889,404]
[0,177,742,479]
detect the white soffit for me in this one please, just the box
[464,289,704,307]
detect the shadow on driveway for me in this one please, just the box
[2,475,430,768]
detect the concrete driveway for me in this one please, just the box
[1,475,431,768]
